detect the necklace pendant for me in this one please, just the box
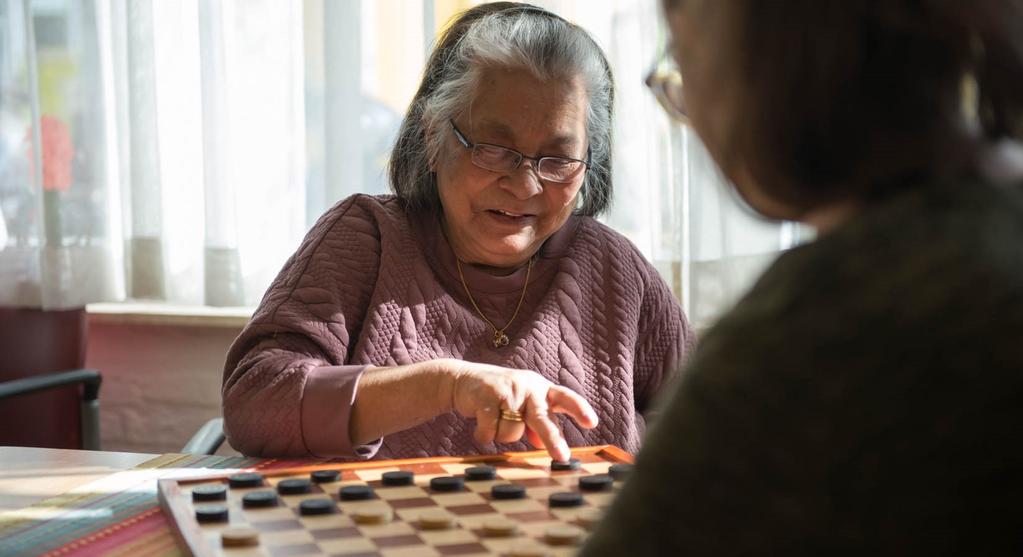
[492,331,510,348]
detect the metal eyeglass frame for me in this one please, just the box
[449,120,590,183]
[645,44,689,124]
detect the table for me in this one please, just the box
[0,446,265,556]
[0,446,156,512]
[0,446,627,556]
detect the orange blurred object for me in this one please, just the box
[25,115,75,192]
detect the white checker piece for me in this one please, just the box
[351,467,403,482]
[374,485,428,500]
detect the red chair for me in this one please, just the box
[0,307,101,449]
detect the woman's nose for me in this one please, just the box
[500,160,543,200]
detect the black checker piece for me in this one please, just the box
[608,463,633,481]
[195,504,229,523]
[191,484,227,502]
[465,466,497,481]
[242,490,279,508]
[549,491,584,507]
[311,470,340,483]
[339,485,375,501]
[382,471,414,486]
[228,472,264,488]
[430,476,465,492]
[579,474,614,492]
[491,483,526,500]
[277,478,312,495]
[551,458,581,471]
[299,498,336,516]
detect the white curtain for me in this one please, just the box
[0,0,799,327]
[0,0,122,308]
[536,0,805,328]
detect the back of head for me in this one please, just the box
[669,0,1023,215]
[389,2,615,216]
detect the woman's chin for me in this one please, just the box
[471,240,537,269]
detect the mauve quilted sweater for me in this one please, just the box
[222,194,693,459]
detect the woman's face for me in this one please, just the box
[666,1,800,221]
[435,66,589,271]
[665,1,731,169]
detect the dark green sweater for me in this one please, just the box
[581,179,1023,556]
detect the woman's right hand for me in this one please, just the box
[442,359,599,462]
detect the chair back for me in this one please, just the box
[0,307,88,449]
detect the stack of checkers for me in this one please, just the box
[178,455,634,556]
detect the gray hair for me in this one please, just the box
[389,2,615,216]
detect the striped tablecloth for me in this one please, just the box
[0,453,315,557]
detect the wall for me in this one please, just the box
[85,315,243,455]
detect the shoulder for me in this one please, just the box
[566,218,657,270]
[699,179,1023,380]
[682,180,1023,483]
[566,217,672,295]
[270,195,410,288]
[250,195,419,325]
[299,194,412,251]
[571,216,639,250]
[317,194,407,233]
[776,179,1023,309]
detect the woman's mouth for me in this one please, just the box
[485,209,535,225]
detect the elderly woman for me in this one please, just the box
[222,2,692,462]
[584,0,1023,554]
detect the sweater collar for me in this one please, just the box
[412,209,581,295]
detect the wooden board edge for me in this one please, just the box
[251,451,511,475]
[595,445,635,464]
[158,478,214,557]
[165,445,633,487]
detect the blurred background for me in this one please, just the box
[0,0,801,454]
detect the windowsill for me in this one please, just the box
[86,303,253,328]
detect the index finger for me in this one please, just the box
[523,393,570,462]
[546,385,599,429]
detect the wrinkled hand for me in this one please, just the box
[445,360,599,462]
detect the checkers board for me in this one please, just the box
[158,445,633,557]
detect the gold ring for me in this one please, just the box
[499,409,524,422]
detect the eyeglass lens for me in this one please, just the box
[646,48,688,123]
[471,144,585,183]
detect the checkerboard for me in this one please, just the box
[158,446,632,556]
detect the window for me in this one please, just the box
[0,0,798,328]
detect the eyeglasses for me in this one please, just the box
[645,45,688,124]
[449,120,590,183]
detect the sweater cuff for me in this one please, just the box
[301,364,383,459]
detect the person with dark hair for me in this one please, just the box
[222,3,693,462]
[583,0,1023,554]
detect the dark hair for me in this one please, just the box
[667,0,1023,214]
[388,2,615,216]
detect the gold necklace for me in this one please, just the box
[456,256,533,348]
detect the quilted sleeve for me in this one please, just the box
[222,195,384,458]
